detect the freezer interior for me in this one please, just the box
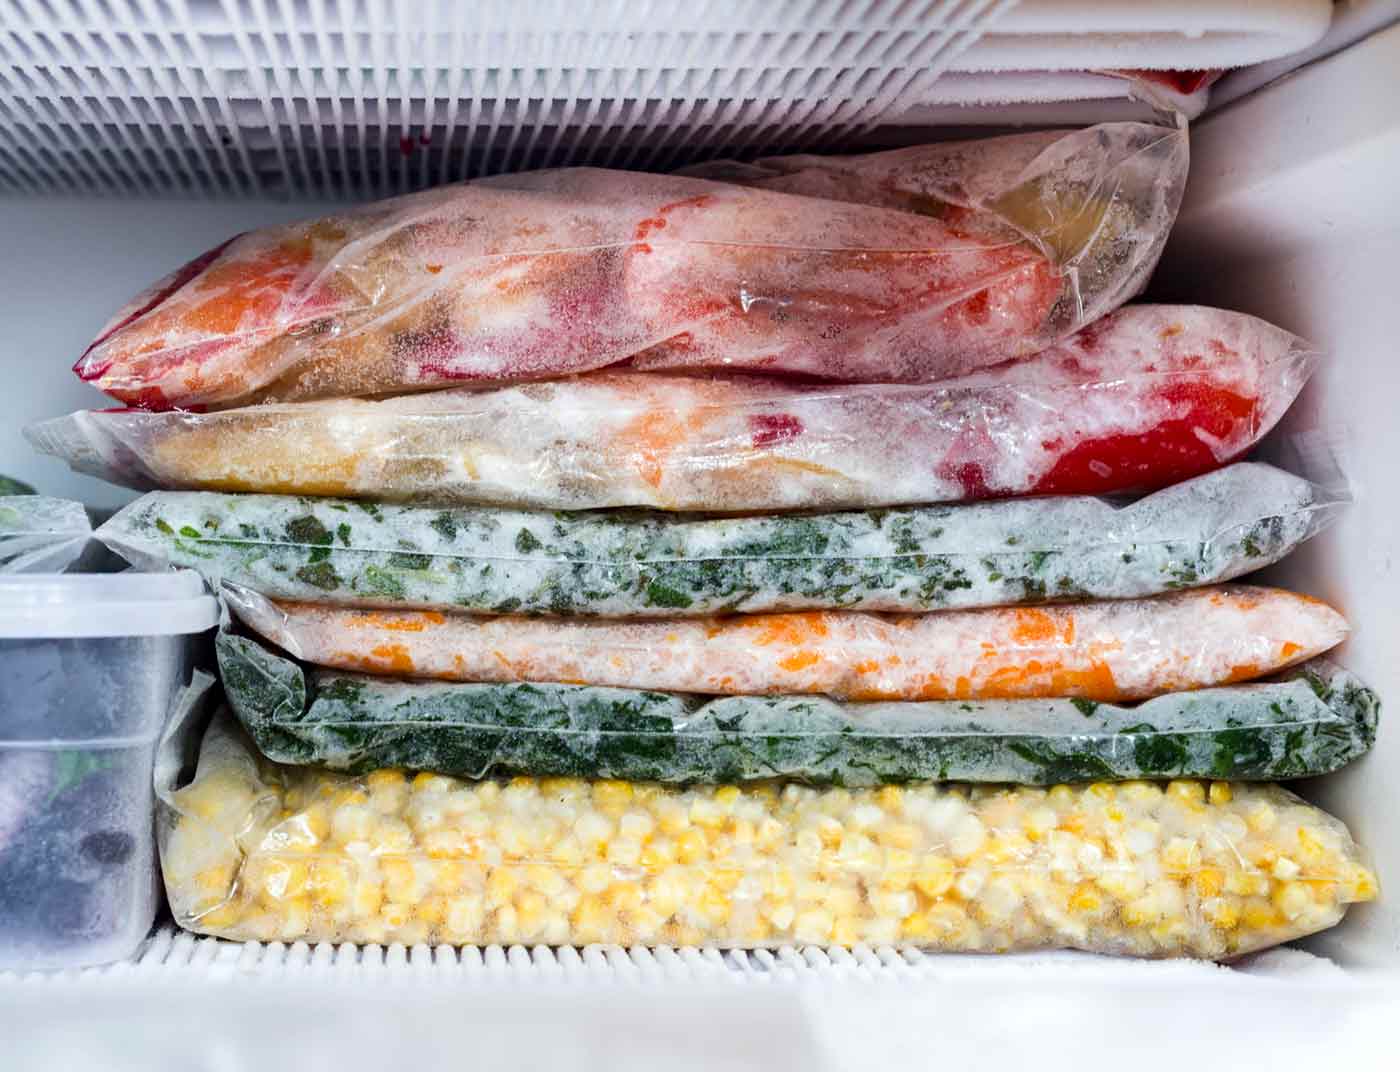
[0,1,1398,1063]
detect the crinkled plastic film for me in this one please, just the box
[0,496,93,573]
[74,123,1186,411]
[93,464,1341,617]
[227,584,1347,703]
[32,306,1316,512]
[218,627,1377,785]
[158,711,1377,958]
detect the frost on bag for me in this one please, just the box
[159,710,1377,956]
[98,464,1338,617]
[73,123,1184,411]
[228,584,1347,702]
[218,626,1378,785]
[34,306,1314,511]
[0,497,92,573]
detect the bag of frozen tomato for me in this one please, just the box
[33,305,1312,511]
[73,122,1186,410]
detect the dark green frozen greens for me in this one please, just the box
[219,629,1377,786]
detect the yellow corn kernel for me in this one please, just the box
[923,903,970,939]
[515,890,550,938]
[1272,882,1311,921]
[697,885,731,926]
[1225,870,1269,897]
[878,823,920,851]
[1208,782,1233,806]
[793,908,834,944]
[1202,896,1242,930]
[367,766,406,793]
[875,785,904,814]
[1242,901,1283,931]
[1166,781,1206,806]
[412,771,453,794]
[1194,867,1225,899]
[445,895,485,938]
[1162,837,1201,873]
[1245,802,1278,834]
[1087,782,1115,802]
[1296,826,1330,864]
[1023,807,1057,841]
[713,785,742,810]
[831,916,863,946]
[488,866,526,907]
[372,818,414,853]
[307,861,352,907]
[675,828,708,864]
[1067,883,1104,916]
[593,780,634,810]
[418,894,449,927]
[606,882,645,914]
[914,856,956,899]
[1344,862,1380,901]
[571,895,613,945]
[421,829,466,859]
[351,881,384,920]
[331,803,374,844]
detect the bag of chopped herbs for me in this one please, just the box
[97,463,1337,617]
[217,626,1377,786]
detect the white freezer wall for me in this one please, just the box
[0,19,1395,970]
[1157,22,1400,969]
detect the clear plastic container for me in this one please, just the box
[0,571,218,971]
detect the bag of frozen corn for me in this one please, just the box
[34,306,1313,511]
[225,584,1347,703]
[74,123,1185,411]
[158,711,1377,957]
[218,626,1378,785]
[93,463,1339,618]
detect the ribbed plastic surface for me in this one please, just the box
[1,925,1339,987]
[0,0,1330,198]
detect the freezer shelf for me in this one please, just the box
[0,922,1351,987]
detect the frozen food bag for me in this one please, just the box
[98,463,1338,617]
[73,123,1186,411]
[219,626,1378,784]
[33,306,1314,511]
[0,497,92,573]
[226,584,1347,702]
[158,711,1377,956]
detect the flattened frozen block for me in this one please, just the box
[219,627,1379,785]
[229,584,1348,702]
[72,123,1184,410]
[34,306,1313,511]
[92,464,1339,617]
[160,714,1378,957]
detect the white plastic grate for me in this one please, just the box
[0,924,1349,989]
[0,0,1331,198]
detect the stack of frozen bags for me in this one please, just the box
[31,121,1379,959]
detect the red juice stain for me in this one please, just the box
[750,413,804,448]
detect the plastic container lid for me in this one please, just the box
[0,570,219,638]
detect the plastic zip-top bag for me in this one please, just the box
[158,711,1377,957]
[32,306,1315,511]
[95,463,1340,617]
[72,122,1186,411]
[0,497,92,574]
[218,626,1378,785]
[225,583,1347,702]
